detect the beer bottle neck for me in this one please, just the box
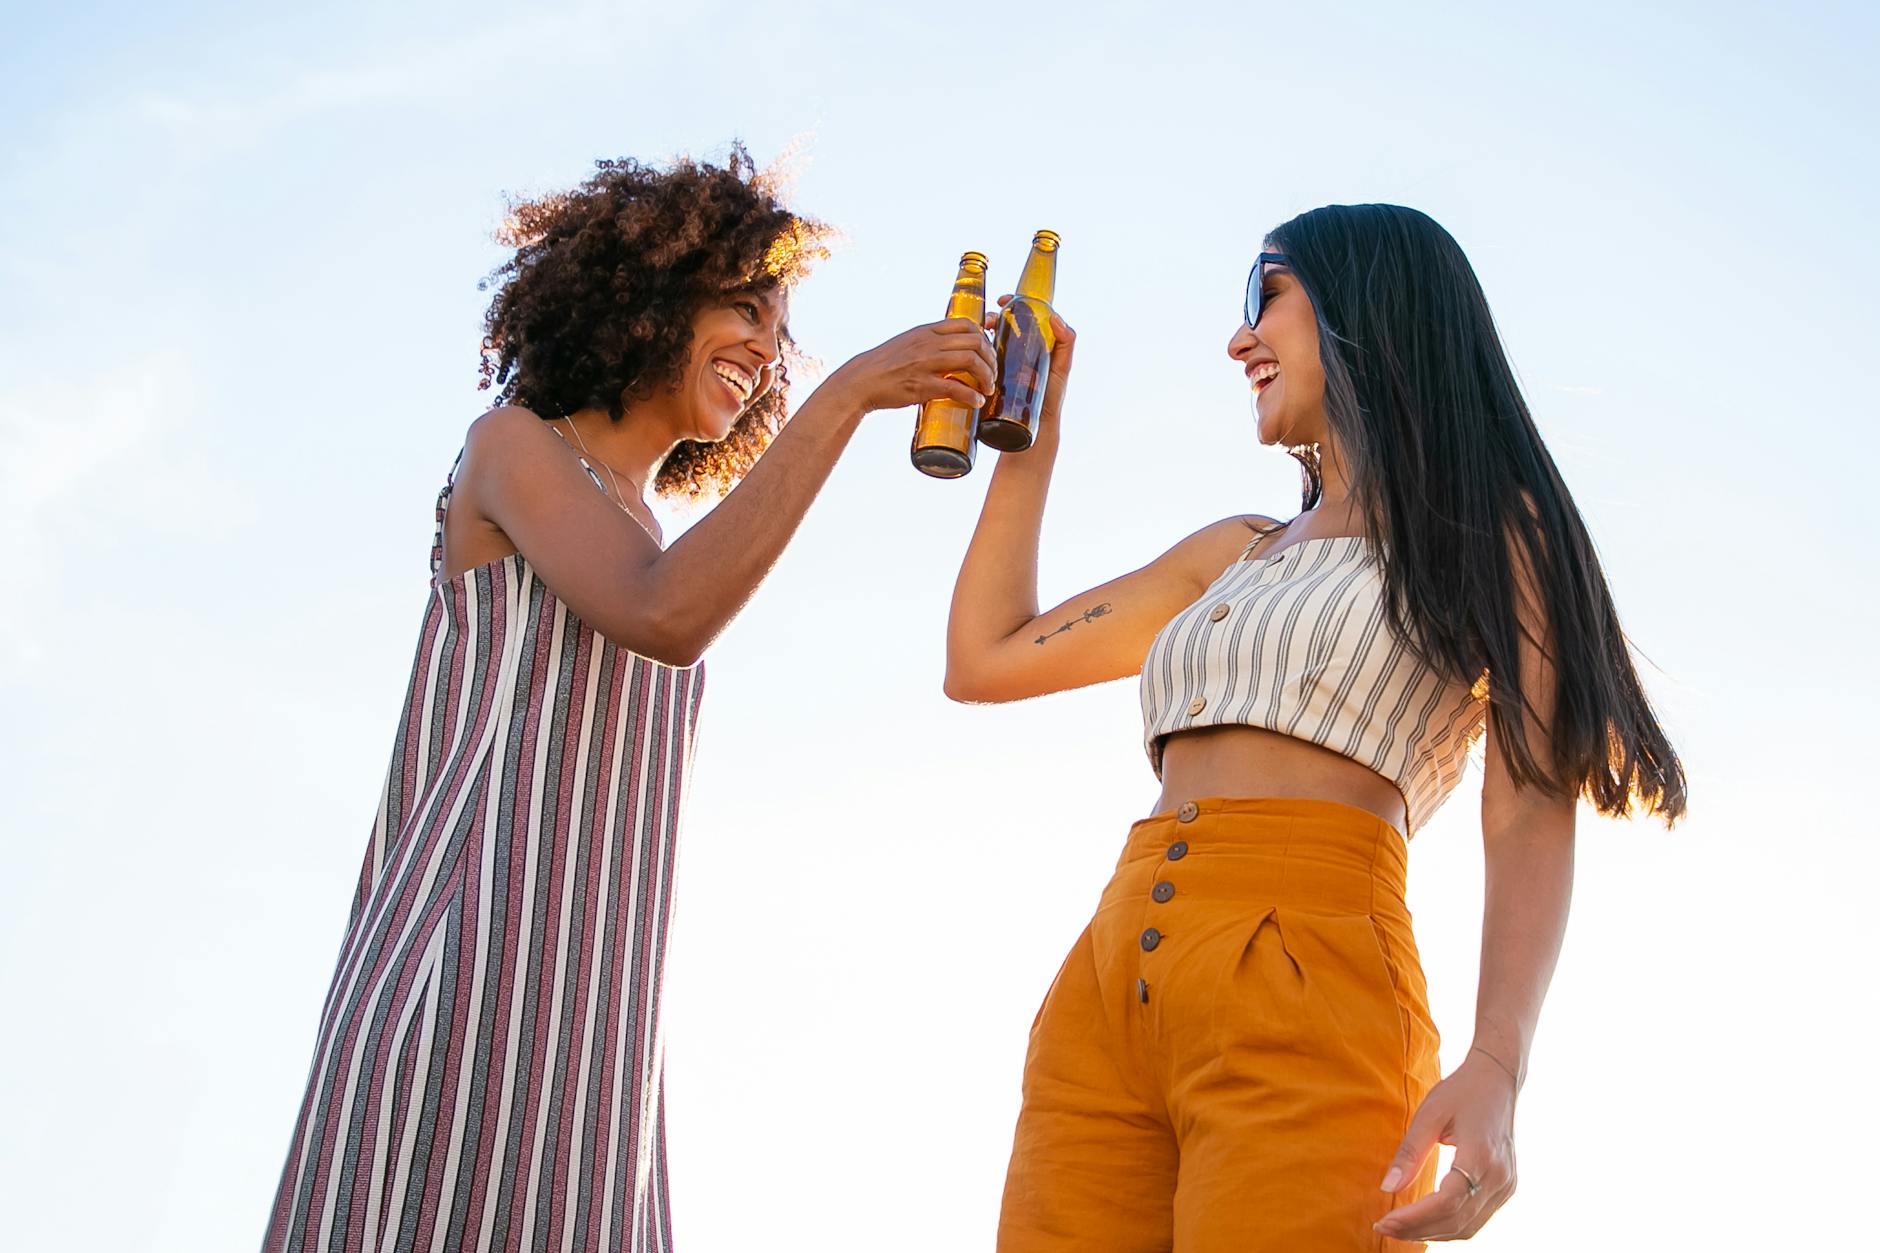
[1015,247,1057,303]
[946,262,988,320]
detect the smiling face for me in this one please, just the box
[670,286,788,444]
[1228,255,1326,447]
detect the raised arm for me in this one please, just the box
[944,305,1269,702]
[464,318,997,666]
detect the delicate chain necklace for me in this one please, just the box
[559,418,643,513]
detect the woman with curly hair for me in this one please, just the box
[262,146,993,1253]
[946,204,1685,1249]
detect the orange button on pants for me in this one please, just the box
[997,798,1442,1253]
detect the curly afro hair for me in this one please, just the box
[477,143,832,499]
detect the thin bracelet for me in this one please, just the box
[1469,1044,1522,1088]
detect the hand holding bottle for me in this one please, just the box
[912,251,993,479]
[978,230,1064,452]
[823,318,997,415]
[986,293,1076,443]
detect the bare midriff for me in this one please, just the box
[1152,724,1409,838]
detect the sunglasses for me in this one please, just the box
[1243,251,1290,328]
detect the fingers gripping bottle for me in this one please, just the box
[911,251,991,478]
[977,230,1060,453]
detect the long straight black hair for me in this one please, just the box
[1267,204,1685,822]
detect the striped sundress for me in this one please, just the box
[264,458,705,1253]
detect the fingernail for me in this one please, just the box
[1379,1168,1403,1192]
[973,393,987,405]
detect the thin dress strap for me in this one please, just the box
[432,430,618,580]
[430,447,467,578]
[1235,526,1281,563]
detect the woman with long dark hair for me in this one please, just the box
[261,147,995,1253]
[947,203,1684,1249]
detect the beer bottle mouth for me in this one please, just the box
[960,250,990,267]
[1031,230,1061,250]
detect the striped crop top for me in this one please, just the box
[1139,534,1487,835]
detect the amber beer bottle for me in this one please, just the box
[977,229,1060,452]
[910,251,991,479]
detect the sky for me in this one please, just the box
[2,1,1876,1249]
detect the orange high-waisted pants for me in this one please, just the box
[997,797,1442,1253]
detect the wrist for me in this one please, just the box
[1015,406,1062,455]
[795,375,867,434]
[1466,1042,1525,1092]
[1471,1011,1528,1059]
[991,435,1058,479]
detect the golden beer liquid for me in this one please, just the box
[978,229,1060,453]
[911,251,990,479]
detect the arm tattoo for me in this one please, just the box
[1035,602,1112,645]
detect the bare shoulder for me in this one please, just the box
[465,404,548,454]
[1159,514,1286,591]
[1190,513,1286,561]
[1230,512,1286,542]
[459,405,566,485]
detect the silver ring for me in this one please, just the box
[1449,1164,1482,1198]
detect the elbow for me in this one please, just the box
[944,656,1014,704]
[653,640,707,670]
[601,630,702,670]
[598,607,708,670]
[645,624,708,670]
[942,659,984,704]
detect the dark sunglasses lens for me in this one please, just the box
[1244,265,1262,326]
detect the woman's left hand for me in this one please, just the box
[1373,1049,1520,1242]
[986,295,1077,430]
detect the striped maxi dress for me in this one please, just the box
[264,462,705,1253]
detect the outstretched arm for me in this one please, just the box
[467,319,996,666]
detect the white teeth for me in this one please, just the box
[1250,362,1280,391]
[712,362,753,400]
